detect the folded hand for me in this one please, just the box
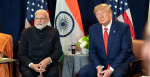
[38,57,51,74]
[97,66,103,77]
[100,69,113,77]
[30,64,40,72]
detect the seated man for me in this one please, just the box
[18,9,62,77]
[0,24,13,77]
[79,4,141,77]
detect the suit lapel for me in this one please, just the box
[97,24,107,59]
[107,20,118,59]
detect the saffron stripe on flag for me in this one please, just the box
[65,0,85,35]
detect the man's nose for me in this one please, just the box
[99,14,103,18]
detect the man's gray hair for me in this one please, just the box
[35,9,49,18]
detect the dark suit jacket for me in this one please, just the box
[18,26,62,71]
[89,20,136,70]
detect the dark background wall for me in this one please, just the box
[0,0,149,76]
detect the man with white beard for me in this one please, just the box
[18,9,62,77]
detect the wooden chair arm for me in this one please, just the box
[57,59,61,77]
[128,60,142,77]
[15,60,20,77]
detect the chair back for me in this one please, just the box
[132,39,146,71]
[132,40,145,60]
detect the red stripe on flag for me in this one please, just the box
[46,9,50,19]
[30,21,34,26]
[122,11,136,39]
[115,18,118,20]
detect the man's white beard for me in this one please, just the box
[34,22,47,30]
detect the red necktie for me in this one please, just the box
[103,28,110,69]
[104,28,108,55]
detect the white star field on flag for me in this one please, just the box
[26,0,48,23]
[107,0,128,19]
[107,0,136,39]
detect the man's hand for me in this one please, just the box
[30,64,40,72]
[38,57,51,74]
[96,66,103,77]
[38,68,46,74]
[100,69,113,77]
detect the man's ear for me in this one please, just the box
[46,18,49,24]
[109,12,112,18]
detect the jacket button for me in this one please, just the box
[40,39,42,40]
[40,44,42,46]
[40,33,42,34]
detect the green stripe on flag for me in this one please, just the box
[60,51,64,72]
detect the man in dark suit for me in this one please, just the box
[79,4,141,77]
[18,9,62,77]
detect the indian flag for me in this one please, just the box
[54,0,85,54]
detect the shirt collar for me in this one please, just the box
[102,20,112,30]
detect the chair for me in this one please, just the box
[16,41,62,77]
[128,40,146,77]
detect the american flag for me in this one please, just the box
[25,0,51,28]
[107,0,136,39]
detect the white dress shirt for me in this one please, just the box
[96,20,114,72]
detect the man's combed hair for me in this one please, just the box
[94,3,112,15]
[35,9,49,18]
